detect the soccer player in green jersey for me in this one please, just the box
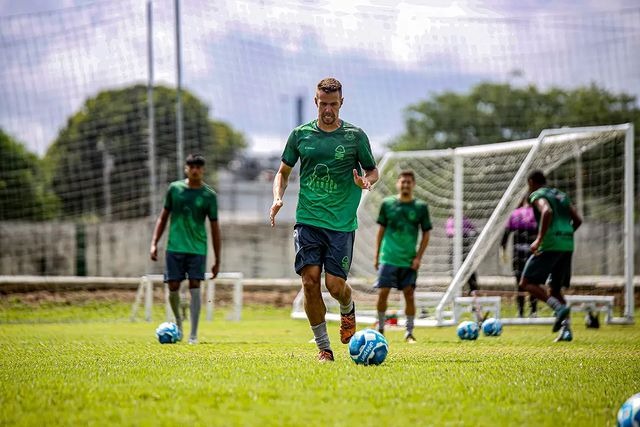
[519,170,582,342]
[150,154,221,344]
[374,170,431,343]
[270,77,378,362]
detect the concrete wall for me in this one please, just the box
[0,218,298,278]
[1,219,639,279]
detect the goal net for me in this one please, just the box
[320,124,633,326]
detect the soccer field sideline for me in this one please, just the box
[1,305,639,426]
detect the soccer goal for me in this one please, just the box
[130,272,244,322]
[344,124,635,327]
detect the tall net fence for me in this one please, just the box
[0,1,638,278]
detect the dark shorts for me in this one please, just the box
[522,251,572,290]
[164,250,206,282]
[293,223,355,280]
[375,264,417,290]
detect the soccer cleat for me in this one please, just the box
[188,338,198,345]
[405,333,417,344]
[378,329,384,336]
[554,326,573,342]
[317,349,334,362]
[552,306,571,332]
[340,305,356,344]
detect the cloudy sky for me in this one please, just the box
[1,0,639,156]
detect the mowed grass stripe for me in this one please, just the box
[1,305,639,426]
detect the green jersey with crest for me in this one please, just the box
[164,180,218,255]
[529,187,574,252]
[282,119,376,232]
[377,196,432,267]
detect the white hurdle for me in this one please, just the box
[130,272,243,322]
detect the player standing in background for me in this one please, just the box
[501,197,538,318]
[150,154,221,344]
[270,77,378,362]
[519,170,582,342]
[374,170,431,343]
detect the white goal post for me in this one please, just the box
[130,272,244,322]
[339,124,635,327]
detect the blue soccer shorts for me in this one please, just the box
[293,223,355,280]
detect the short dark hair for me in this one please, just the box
[398,170,415,181]
[528,169,546,185]
[317,78,342,96]
[186,153,205,166]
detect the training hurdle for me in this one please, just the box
[130,272,244,322]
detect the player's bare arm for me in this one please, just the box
[353,167,379,190]
[270,162,292,227]
[531,198,552,253]
[210,219,221,278]
[412,230,430,270]
[374,225,385,270]
[150,208,170,261]
[569,205,583,231]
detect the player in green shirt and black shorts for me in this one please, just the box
[270,78,378,362]
[150,154,221,344]
[374,170,431,343]
[519,170,582,342]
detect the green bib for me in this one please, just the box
[282,120,376,232]
[377,196,432,267]
[164,180,218,255]
[529,187,574,252]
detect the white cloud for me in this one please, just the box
[0,0,639,157]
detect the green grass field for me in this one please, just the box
[1,301,639,427]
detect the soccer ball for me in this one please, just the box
[348,329,389,365]
[618,393,640,427]
[155,321,181,344]
[457,321,479,340]
[482,318,503,336]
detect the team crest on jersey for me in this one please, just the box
[334,145,345,160]
[344,132,356,141]
[408,210,417,221]
[195,197,204,207]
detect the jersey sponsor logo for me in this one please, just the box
[334,145,345,160]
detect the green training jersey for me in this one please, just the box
[529,187,574,252]
[282,119,376,232]
[377,196,432,267]
[164,180,218,255]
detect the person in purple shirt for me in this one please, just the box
[501,197,538,317]
[445,215,478,295]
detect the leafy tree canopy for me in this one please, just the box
[45,85,247,219]
[0,129,60,220]
[390,83,640,151]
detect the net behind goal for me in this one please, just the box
[328,124,634,326]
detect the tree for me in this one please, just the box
[390,83,640,151]
[45,85,247,219]
[0,129,60,220]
